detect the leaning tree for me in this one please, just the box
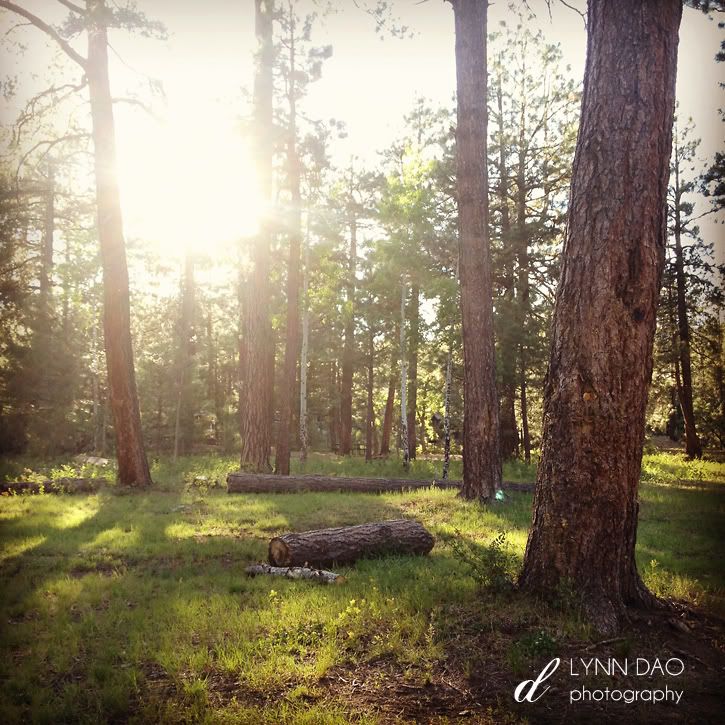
[519,0,682,634]
[0,0,157,486]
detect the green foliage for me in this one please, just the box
[448,530,517,593]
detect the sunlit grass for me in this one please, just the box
[0,449,723,721]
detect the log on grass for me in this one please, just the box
[269,519,434,567]
[0,478,107,495]
[245,563,345,584]
[227,472,534,495]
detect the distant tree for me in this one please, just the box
[520,0,682,634]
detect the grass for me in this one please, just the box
[0,450,723,723]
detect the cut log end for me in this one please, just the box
[269,539,291,567]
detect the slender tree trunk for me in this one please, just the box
[519,348,531,464]
[365,325,375,462]
[671,135,702,459]
[240,0,274,472]
[406,285,420,459]
[450,0,501,499]
[379,346,397,456]
[494,66,519,460]
[87,0,151,486]
[276,10,303,475]
[520,0,682,635]
[442,350,452,479]
[339,206,356,456]
[400,282,410,470]
[38,162,54,333]
[173,253,195,461]
[329,361,338,453]
[299,226,310,463]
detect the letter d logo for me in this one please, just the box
[514,658,561,703]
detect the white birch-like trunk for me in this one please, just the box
[400,281,410,470]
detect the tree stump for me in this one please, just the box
[268,519,434,568]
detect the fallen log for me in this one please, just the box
[269,519,435,568]
[245,563,345,584]
[0,478,107,495]
[227,472,534,495]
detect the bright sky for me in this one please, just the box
[1,0,723,262]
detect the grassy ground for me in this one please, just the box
[0,452,723,723]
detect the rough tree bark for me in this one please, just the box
[450,0,502,499]
[275,6,303,475]
[240,0,275,472]
[519,0,682,635]
[87,0,151,486]
[269,520,434,567]
[671,131,702,459]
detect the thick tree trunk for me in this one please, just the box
[451,0,501,499]
[339,209,357,456]
[269,519,434,567]
[240,0,274,473]
[672,136,702,459]
[519,0,682,635]
[399,282,410,470]
[406,285,419,459]
[379,346,397,456]
[276,14,303,475]
[87,0,151,486]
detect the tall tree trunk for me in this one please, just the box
[366,324,375,462]
[276,9,303,475]
[406,285,419,459]
[173,253,195,461]
[38,161,54,333]
[329,360,339,453]
[400,282,410,470]
[672,133,702,459]
[299,226,310,463]
[450,0,501,499]
[494,64,519,460]
[379,345,397,456]
[240,0,274,472]
[339,199,357,456]
[87,0,151,486]
[519,0,682,635]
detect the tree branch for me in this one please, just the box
[0,0,87,69]
[56,0,86,15]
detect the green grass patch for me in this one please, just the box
[0,450,723,722]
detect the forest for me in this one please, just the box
[0,0,724,723]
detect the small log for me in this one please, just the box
[269,519,434,567]
[245,563,345,584]
[227,472,534,495]
[0,478,107,495]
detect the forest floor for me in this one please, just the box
[0,452,723,724]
